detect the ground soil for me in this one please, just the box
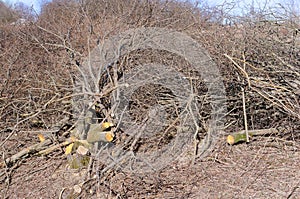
[1,132,299,199]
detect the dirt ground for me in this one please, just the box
[1,132,299,199]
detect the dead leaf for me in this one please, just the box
[38,134,46,142]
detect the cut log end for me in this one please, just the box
[226,133,249,145]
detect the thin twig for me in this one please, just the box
[242,53,249,143]
[242,88,249,143]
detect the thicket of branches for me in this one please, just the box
[0,0,299,196]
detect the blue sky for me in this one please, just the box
[4,0,300,15]
[206,0,299,15]
[4,0,45,13]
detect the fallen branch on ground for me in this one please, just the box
[0,123,115,168]
[0,137,75,168]
[226,128,284,145]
